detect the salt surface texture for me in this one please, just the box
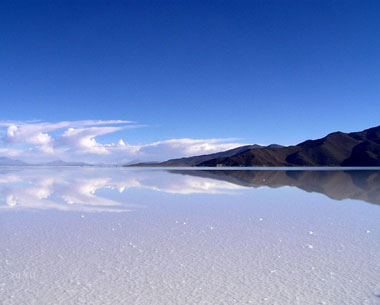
[0,168,379,305]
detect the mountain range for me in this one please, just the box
[1,126,379,167]
[129,125,380,167]
[0,157,29,166]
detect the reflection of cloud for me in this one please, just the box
[0,169,135,213]
[2,168,378,213]
[133,170,244,194]
[0,168,244,212]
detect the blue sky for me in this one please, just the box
[0,1,379,163]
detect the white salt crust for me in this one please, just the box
[0,168,379,304]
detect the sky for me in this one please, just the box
[0,0,379,163]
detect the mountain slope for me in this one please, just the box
[129,144,261,167]
[199,126,380,167]
[129,125,380,167]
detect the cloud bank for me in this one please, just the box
[0,120,246,164]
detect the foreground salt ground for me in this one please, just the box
[0,168,379,305]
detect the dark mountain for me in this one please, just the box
[0,157,29,166]
[129,144,261,167]
[123,159,159,166]
[202,126,380,167]
[131,125,380,167]
[170,169,380,206]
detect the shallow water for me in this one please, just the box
[0,167,379,305]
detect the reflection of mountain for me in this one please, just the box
[1,168,379,212]
[171,170,380,206]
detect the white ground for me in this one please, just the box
[0,168,379,305]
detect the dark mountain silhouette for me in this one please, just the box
[129,125,380,167]
[170,169,380,206]
[130,144,261,167]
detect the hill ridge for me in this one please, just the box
[128,125,380,167]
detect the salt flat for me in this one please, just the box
[0,168,379,305]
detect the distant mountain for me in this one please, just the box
[38,160,92,166]
[128,145,261,167]
[170,169,380,206]
[125,160,160,166]
[0,157,29,166]
[0,158,92,167]
[129,126,380,167]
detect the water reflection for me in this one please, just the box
[0,168,243,212]
[0,168,135,212]
[0,168,379,212]
[172,169,380,206]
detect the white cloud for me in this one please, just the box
[58,126,127,154]
[4,124,52,145]
[0,120,247,164]
[138,138,245,161]
[0,148,22,157]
